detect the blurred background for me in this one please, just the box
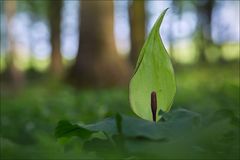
[0,0,239,159]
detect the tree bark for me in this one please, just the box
[196,0,215,63]
[49,0,63,76]
[129,0,145,67]
[4,0,24,87]
[68,0,131,87]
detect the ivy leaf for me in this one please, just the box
[129,8,176,122]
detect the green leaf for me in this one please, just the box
[55,109,201,141]
[55,118,118,140]
[55,120,94,139]
[129,8,176,122]
[55,109,239,159]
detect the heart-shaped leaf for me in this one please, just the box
[55,109,201,141]
[129,9,176,122]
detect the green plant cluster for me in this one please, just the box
[1,64,239,159]
[55,108,239,159]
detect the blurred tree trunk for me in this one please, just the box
[68,0,131,87]
[196,0,215,63]
[4,0,24,87]
[169,0,181,64]
[49,0,63,76]
[129,0,145,67]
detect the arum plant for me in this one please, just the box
[54,9,240,159]
[129,8,176,122]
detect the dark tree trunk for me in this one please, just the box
[4,0,24,87]
[49,0,63,76]
[68,0,131,87]
[196,0,215,63]
[129,0,145,67]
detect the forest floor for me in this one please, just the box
[0,63,239,159]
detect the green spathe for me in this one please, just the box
[129,8,176,122]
